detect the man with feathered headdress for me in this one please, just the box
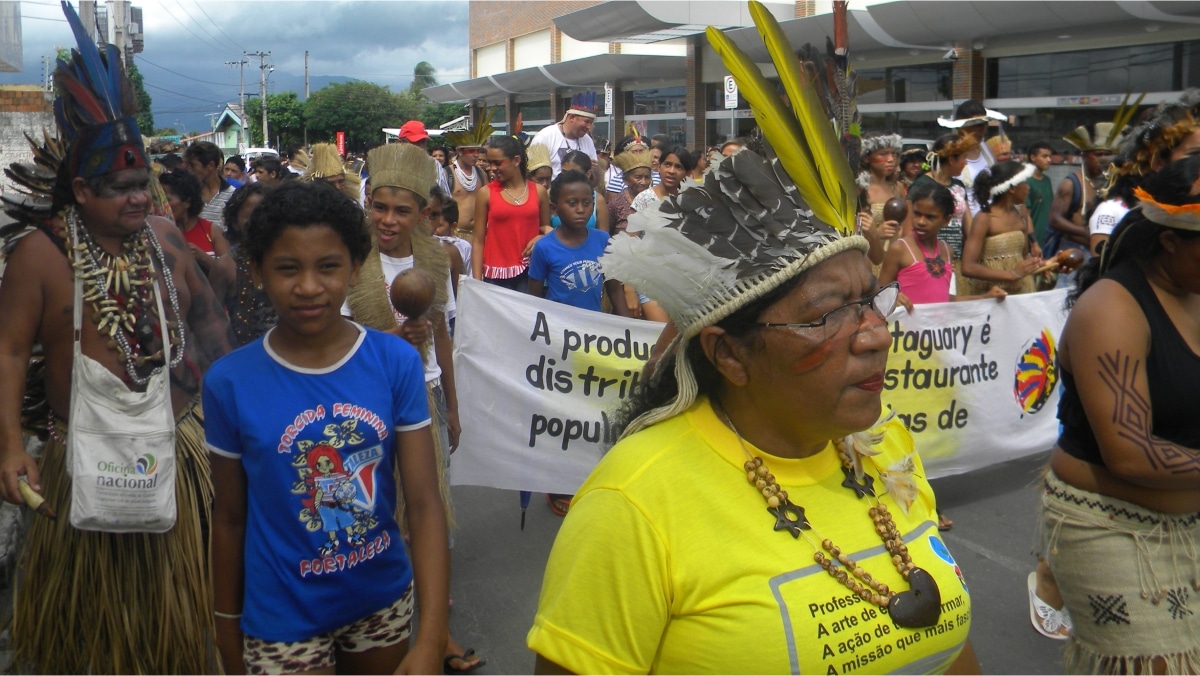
[0,2,232,672]
[1045,96,1140,265]
[443,113,493,243]
[530,93,599,178]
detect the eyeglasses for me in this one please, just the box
[753,283,899,342]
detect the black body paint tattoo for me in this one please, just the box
[1097,350,1200,474]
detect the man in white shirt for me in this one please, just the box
[937,100,1008,215]
[530,93,598,178]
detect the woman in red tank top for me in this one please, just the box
[159,169,229,277]
[472,136,550,292]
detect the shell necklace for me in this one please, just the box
[67,208,185,385]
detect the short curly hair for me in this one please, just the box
[245,181,371,266]
[157,169,204,219]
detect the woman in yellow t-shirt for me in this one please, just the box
[527,143,978,672]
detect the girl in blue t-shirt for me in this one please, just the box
[529,170,630,316]
[204,181,449,675]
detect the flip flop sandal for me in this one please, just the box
[937,513,954,531]
[1027,572,1071,640]
[444,649,486,674]
[546,494,571,517]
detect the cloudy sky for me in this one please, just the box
[3,0,470,133]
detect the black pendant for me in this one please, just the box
[841,466,876,499]
[887,567,942,628]
[768,499,810,538]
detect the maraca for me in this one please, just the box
[882,197,908,224]
[389,268,436,321]
[1055,248,1085,273]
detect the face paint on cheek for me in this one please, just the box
[788,340,833,374]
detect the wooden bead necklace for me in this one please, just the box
[720,407,942,629]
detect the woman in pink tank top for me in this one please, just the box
[880,182,1008,311]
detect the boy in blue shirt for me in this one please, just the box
[528,170,630,315]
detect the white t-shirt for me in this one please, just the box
[339,253,452,383]
[1089,198,1130,237]
[530,123,597,178]
[960,146,995,217]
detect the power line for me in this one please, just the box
[135,55,240,87]
[167,0,240,57]
[189,0,245,54]
[143,81,226,105]
[154,0,234,57]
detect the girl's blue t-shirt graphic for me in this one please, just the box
[203,325,430,642]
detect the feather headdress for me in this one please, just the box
[706,1,858,235]
[1112,90,1196,179]
[54,0,148,180]
[445,108,495,149]
[601,0,869,438]
[1063,93,1144,152]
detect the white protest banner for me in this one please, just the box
[881,288,1069,478]
[451,277,663,494]
[452,279,1068,490]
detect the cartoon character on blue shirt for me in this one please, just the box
[301,444,365,556]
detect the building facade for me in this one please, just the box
[426,1,1200,153]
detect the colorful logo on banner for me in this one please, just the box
[1013,328,1058,415]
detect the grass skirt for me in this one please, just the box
[1039,470,1200,674]
[11,403,215,673]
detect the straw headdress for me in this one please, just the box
[612,148,652,173]
[306,143,345,180]
[527,143,552,174]
[367,141,436,201]
[602,0,868,438]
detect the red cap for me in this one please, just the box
[399,120,430,143]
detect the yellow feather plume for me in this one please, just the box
[707,1,857,235]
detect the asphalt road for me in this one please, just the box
[443,450,1067,674]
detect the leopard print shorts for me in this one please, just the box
[243,585,414,674]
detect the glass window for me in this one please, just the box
[487,105,506,125]
[856,63,952,104]
[626,118,686,146]
[703,82,748,111]
[988,41,1195,98]
[517,100,549,122]
[623,86,687,116]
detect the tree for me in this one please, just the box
[127,63,154,134]
[245,91,305,149]
[154,127,179,137]
[305,81,413,153]
[409,61,438,96]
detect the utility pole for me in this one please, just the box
[246,50,271,148]
[304,50,309,147]
[226,58,249,152]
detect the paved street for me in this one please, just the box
[444,451,1067,674]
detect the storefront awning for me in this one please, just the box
[553,1,793,43]
[711,1,1200,61]
[422,54,686,104]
